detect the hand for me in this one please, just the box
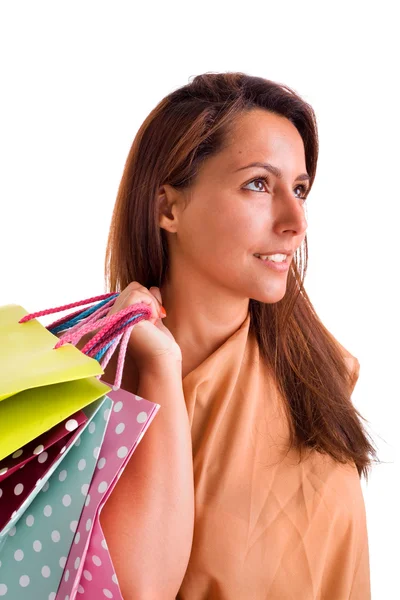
[106,282,182,373]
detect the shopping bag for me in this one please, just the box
[0,395,112,599]
[0,303,111,460]
[0,304,105,400]
[48,296,161,599]
[0,407,88,533]
[56,386,160,600]
[0,293,161,599]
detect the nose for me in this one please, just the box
[273,190,308,236]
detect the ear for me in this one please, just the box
[158,184,183,234]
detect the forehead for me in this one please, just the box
[217,109,306,172]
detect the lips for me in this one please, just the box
[254,249,295,257]
[254,253,288,261]
[254,254,290,272]
[255,255,288,263]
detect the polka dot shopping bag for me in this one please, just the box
[56,386,160,600]
[0,295,161,599]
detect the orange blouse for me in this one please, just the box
[177,312,370,599]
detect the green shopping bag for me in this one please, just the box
[0,304,111,460]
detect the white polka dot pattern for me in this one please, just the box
[0,386,159,598]
[56,387,160,599]
[0,408,88,542]
[65,419,79,432]
[0,399,108,598]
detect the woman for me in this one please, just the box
[99,72,378,599]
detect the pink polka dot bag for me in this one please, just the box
[0,295,161,599]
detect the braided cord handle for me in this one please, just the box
[19,293,118,323]
[19,294,151,390]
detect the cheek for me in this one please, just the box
[213,209,266,258]
[180,194,268,269]
[198,199,259,250]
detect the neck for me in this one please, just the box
[159,273,249,379]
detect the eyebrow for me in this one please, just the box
[234,161,311,183]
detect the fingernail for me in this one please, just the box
[160,305,167,317]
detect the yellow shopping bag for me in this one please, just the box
[0,304,110,460]
[0,304,105,399]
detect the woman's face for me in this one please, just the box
[161,108,309,305]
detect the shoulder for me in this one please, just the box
[325,329,361,394]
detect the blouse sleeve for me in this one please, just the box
[325,328,361,395]
[347,354,361,395]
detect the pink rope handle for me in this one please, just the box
[83,311,144,357]
[86,323,131,358]
[45,306,90,331]
[56,299,116,341]
[100,333,124,372]
[84,306,151,389]
[18,294,152,390]
[113,324,136,390]
[47,296,117,333]
[54,303,152,389]
[98,324,136,391]
[75,304,151,354]
[18,293,117,323]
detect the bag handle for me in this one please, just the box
[19,294,152,390]
[18,293,118,324]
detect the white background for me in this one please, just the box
[0,1,398,597]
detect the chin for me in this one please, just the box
[249,284,288,305]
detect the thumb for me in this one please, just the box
[149,286,162,306]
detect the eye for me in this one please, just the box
[243,176,270,193]
[294,184,309,200]
[243,176,310,201]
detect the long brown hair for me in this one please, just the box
[105,71,379,481]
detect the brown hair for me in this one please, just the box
[105,71,379,481]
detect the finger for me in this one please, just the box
[149,286,162,306]
[126,289,162,322]
[109,283,158,318]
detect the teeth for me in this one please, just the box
[254,253,287,262]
